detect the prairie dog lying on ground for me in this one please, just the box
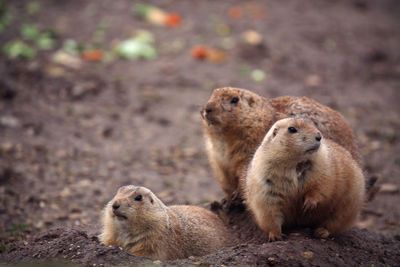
[100,185,233,260]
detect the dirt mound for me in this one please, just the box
[2,200,399,266]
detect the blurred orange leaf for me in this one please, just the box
[191,45,208,60]
[228,6,243,20]
[190,45,227,63]
[81,49,103,61]
[165,13,182,27]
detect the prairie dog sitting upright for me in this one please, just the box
[201,87,360,199]
[245,118,365,241]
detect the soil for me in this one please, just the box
[1,0,400,266]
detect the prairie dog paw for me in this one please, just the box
[268,231,282,242]
[303,198,318,213]
[314,227,330,239]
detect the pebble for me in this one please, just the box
[0,115,19,128]
[305,74,322,87]
[242,30,263,45]
[380,183,399,194]
[302,251,314,260]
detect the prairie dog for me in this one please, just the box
[245,118,365,240]
[100,185,233,260]
[201,87,360,199]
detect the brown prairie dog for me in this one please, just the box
[245,118,365,240]
[201,87,360,199]
[100,185,233,260]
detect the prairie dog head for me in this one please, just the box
[261,118,322,164]
[105,185,167,233]
[201,87,265,133]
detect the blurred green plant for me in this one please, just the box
[116,30,157,60]
[237,65,250,76]
[0,0,13,33]
[20,23,40,40]
[3,40,36,59]
[0,241,11,252]
[251,69,266,82]
[36,31,56,50]
[19,24,56,52]
[62,39,82,56]
[92,19,110,47]
[8,223,31,232]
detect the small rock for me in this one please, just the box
[60,187,72,198]
[1,142,14,152]
[302,251,314,260]
[268,257,275,262]
[0,116,20,128]
[153,260,162,264]
[76,179,91,188]
[242,30,263,45]
[56,149,69,159]
[52,50,82,69]
[71,82,97,99]
[305,74,322,87]
[45,65,66,77]
[370,140,381,151]
[379,183,399,194]
[290,232,302,237]
[107,161,116,170]
[356,217,374,229]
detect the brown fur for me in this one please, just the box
[245,118,365,240]
[99,185,233,260]
[201,87,360,198]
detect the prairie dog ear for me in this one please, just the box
[247,96,255,107]
[263,127,278,144]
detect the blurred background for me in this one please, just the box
[0,0,399,249]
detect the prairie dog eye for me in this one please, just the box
[288,127,297,133]
[231,97,239,104]
[134,195,143,201]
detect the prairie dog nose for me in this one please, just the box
[112,200,120,210]
[315,132,322,142]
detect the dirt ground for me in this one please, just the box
[0,0,399,266]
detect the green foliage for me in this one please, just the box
[62,39,82,56]
[116,38,157,60]
[0,241,11,252]
[132,3,151,18]
[8,223,31,232]
[116,31,157,60]
[3,40,36,59]
[92,19,110,47]
[0,0,13,33]
[36,32,56,50]
[20,24,56,51]
[20,24,40,40]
